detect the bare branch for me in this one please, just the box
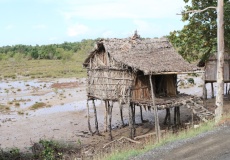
[177,6,216,15]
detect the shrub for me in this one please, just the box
[187,78,195,84]
[34,140,63,160]
[29,102,46,110]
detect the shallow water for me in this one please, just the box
[0,78,89,120]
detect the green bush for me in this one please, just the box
[187,78,195,84]
[34,140,63,160]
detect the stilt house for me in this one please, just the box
[199,52,230,98]
[83,34,201,138]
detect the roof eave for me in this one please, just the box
[144,70,204,75]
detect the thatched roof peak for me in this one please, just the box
[84,36,200,75]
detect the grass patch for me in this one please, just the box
[0,104,10,113]
[0,59,87,79]
[17,111,24,115]
[15,102,20,107]
[29,102,46,110]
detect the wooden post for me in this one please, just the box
[87,100,93,134]
[168,108,171,127]
[140,106,144,123]
[129,103,136,139]
[211,83,214,98]
[108,101,113,140]
[215,0,224,122]
[149,75,161,142]
[164,108,171,127]
[174,107,177,125]
[92,99,99,135]
[119,103,125,126]
[132,103,136,137]
[174,106,181,126]
[104,100,108,132]
[203,83,207,100]
[191,109,194,127]
[129,102,133,138]
[128,88,135,139]
[177,107,181,125]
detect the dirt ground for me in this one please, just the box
[133,123,230,160]
[0,73,228,158]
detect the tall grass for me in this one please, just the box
[0,53,87,79]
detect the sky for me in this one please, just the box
[0,0,187,46]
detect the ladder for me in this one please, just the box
[187,97,215,122]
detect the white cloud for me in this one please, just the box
[133,19,169,37]
[33,24,47,29]
[61,0,185,20]
[102,31,116,38]
[5,25,14,30]
[49,37,58,41]
[133,20,152,32]
[67,23,89,37]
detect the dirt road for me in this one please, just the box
[133,124,230,160]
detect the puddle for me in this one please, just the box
[0,78,87,119]
[29,100,102,116]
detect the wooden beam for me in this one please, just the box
[92,100,99,135]
[87,100,93,134]
[149,75,161,142]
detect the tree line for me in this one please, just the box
[0,39,95,61]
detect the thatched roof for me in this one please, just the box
[84,37,200,75]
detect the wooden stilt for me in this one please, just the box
[119,103,125,126]
[191,109,194,127]
[168,108,171,128]
[164,108,171,127]
[211,83,214,98]
[87,100,93,134]
[132,104,136,137]
[104,100,108,132]
[129,103,136,139]
[177,106,181,125]
[174,107,177,125]
[92,99,99,135]
[174,106,181,126]
[203,83,207,99]
[128,87,136,139]
[108,101,113,140]
[164,108,168,124]
[149,75,161,142]
[129,102,133,139]
[140,106,144,123]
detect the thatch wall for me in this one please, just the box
[86,50,134,103]
[132,74,177,105]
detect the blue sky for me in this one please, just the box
[0,0,187,46]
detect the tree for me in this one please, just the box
[171,0,226,121]
[169,0,230,63]
[216,0,224,121]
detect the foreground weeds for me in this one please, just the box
[0,140,82,160]
[99,121,216,160]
